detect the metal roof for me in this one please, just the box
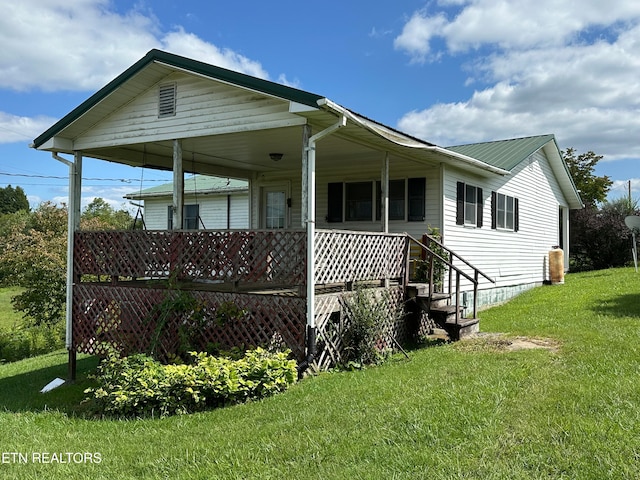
[446,134,556,171]
[125,175,248,200]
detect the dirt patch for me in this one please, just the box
[454,333,560,353]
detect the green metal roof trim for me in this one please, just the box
[125,175,248,199]
[32,49,325,149]
[446,134,556,171]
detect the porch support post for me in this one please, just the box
[301,124,311,228]
[381,152,389,233]
[561,206,570,271]
[304,116,346,363]
[172,139,184,230]
[53,151,82,382]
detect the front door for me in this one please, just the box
[263,186,287,229]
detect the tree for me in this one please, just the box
[82,197,134,230]
[0,185,29,214]
[562,148,612,206]
[0,202,67,325]
[570,198,639,271]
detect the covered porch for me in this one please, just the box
[31,50,497,377]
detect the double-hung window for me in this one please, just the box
[456,182,483,227]
[328,178,426,223]
[167,204,200,230]
[491,192,519,231]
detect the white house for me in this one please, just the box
[31,49,582,373]
[125,175,249,230]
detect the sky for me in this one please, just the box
[0,0,639,211]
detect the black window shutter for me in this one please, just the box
[408,177,426,221]
[476,187,484,228]
[491,191,497,229]
[514,198,520,232]
[456,182,464,225]
[327,182,343,222]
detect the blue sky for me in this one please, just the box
[1,0,638,209]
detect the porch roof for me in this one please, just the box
[31,49,509,178]
[124,175,248,200]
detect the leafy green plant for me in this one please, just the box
[146,273,248,361]
[0,321,64,363]
[341,287,395,368]
[414,227,448,291]
[83,347,297,418]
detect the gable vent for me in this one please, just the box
[158,83,177,118]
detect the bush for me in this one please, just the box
[84,347,298,417]
[0,322,64,363]
[341,288,396,368]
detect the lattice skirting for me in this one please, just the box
[72,284,306,361]
[314,286,410,370]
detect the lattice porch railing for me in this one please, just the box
[71,228,411,366]
[315,229,408,285]
[74,230,307,288]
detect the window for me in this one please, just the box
[345,182,373,221]
[456,182,483,227]
[407,177,426,221]
[376,179,405,221]
[329,178,426,223]
[491,192,519,231]
[167,204,199,230]
[327,182,343,223]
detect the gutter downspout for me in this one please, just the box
[298,114,347,376]
[52,152,81,382]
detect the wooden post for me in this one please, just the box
[172,139,183,230]
[67,152,82,382]
[301,124,311,228]
[381,152,389,233]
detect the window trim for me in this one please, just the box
[491,191,519,232]
[168,204,200,230]
[328,177,426,223]
[456,181,483,227]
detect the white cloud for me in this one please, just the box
[0,0,270,91]
[394,1,640,162]
[0,112,58,144]
[395,0,640,60]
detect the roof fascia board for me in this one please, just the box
[542,139,583,209]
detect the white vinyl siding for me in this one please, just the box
[443,150,569,296]
[141,193,248,230]
[73,72,306,150]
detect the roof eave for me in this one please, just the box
[317,98,510,176]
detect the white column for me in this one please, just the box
[381,152,389,233]
[301,124,311,228]
[172,139,183,230]
[64,152,82,351]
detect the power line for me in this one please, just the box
[0,171,169,183]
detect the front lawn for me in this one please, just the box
[0,268,639,479]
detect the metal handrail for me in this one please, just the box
[407,233,496,322]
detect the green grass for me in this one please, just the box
[1,268,640,479]
[0,287,24,330]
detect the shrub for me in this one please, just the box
[341,288,396,368]
[84,347,297,417]
[0,322,64,363]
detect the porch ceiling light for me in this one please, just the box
[269,152,283,161]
